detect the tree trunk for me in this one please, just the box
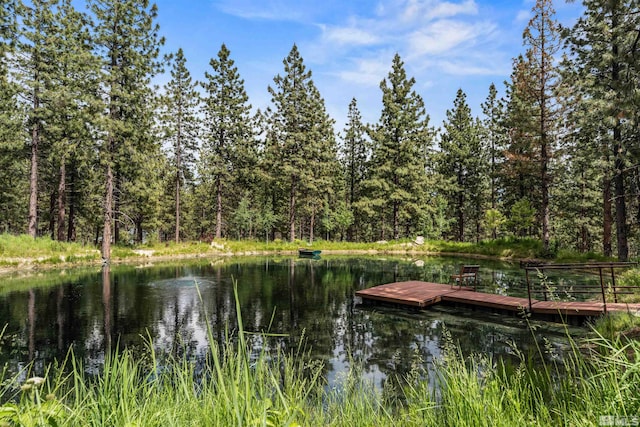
[289,176,296,242]
[579,173,587,252]
[611,16,628,261]
[175,170,180,243]
[49,190,56,239]
[136,218,143,243]
[613,144,628,261]
[113,172,120,245]
[457,191,464,242]
[102,161,113,262]
[603,176,613,257]
[57,160,66,241]
[28,104,39,238]
[215,178,222,239]
[309,207,315,244]
[175,133,181,243]
[67,164,76,242]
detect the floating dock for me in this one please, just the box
[355,281,640,318]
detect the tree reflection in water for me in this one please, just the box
[0,256,586,388]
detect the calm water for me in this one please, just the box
[0,256,589,387]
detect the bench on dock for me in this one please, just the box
[451,265,480,290]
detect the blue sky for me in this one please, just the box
[154,0,584,132]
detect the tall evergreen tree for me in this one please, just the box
[363,53,431,240]
[200,43,253,239]
[45,0,98,241]
[564,0,640,260]
[264,44,336,242]
[480,83,506,238]
[15,0,59,237]
[340,98,370,241]
[438,89,486,242]
[161,48,199,243]
[89,0,162,260]
[502,55,538,224]
[299,83,338,243]
[522,0,560,253]
[0,0,25,233]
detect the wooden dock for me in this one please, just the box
[355,281,640,318]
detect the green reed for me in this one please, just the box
[1,291,639,426]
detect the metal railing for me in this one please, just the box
[521,261,638,313]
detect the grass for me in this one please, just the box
[0,233,623,269]
[0,234,99,259]
[592,311,640,340]
[2,287,640,426]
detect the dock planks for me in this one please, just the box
[355,281,464,308]
[356,281,640,318]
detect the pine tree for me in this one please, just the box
[340,98,370,241]
[480,83,506,238]
[502,55,538,228]
[563,0,640,260]
[0,0,25,233]
[160,48,200,243]
[522,0,561,253]
[15,0,60,237]
[44,0,99,241]
[200,43,253,239]
[364,53,431,240]
[89,0,162,260]
[264,44,337,242]
[438,89,486,242]
[300,83,337,243]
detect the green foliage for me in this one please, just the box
[363,53,432,241]
[0,1,25,235]
[200,43,254,240]
[0,234,97,258]
[2,294,640,425]
[340,98,371,241]
[508,198,535,237]
[160,47,200,243]
[561,0,640,260]
[592,311,640,339]
[90,0,163,259]
[483,208,506,238]
[2,0,640,259]
[438,89,486,242]
[263,44,338,242]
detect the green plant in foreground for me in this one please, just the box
[1,290,640,426]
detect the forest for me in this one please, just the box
[0,0,639,261]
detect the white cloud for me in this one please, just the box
[515,9,530,23]
[407,20,494,56]
[438,60,502,76]
[423,0,479,20]
[215,0,311,22]
[321,25,381,46]
[335,57,390,87]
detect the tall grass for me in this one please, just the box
[2,295,639,426]
[0,234,99,264]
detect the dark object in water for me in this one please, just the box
[298,248,321,257]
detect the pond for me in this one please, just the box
[0,255,590,388]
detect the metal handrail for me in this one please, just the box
[522,261,638,312]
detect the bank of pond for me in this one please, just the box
[1,256,639,425]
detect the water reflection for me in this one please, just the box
[0,256,586,387]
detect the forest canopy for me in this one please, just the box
[1,0,639,261]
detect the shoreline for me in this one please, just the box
[0,249,528,277]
